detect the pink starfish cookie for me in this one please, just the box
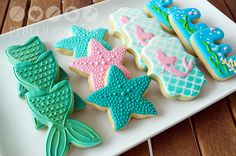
[70,39,131,91]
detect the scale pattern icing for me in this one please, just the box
[142,36,205,99]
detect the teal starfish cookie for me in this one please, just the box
[55,25,112,59]
[26,80,101,156]
[86,65,157,131]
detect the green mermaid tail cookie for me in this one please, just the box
[26,80,101,156]
[5,36,69,95]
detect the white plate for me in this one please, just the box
[0,0,236,155]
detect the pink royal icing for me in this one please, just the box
[156,51,194,77]
[120,16,130,25]
[134,25,154,46]
[70,39,131,91]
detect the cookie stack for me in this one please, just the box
[55,26,158,131]
[5,37,101,156]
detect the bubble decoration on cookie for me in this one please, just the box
[86,65,157,131]
[142,36,205,100]
[190,27,236,81]
[169,8,208,54]
[70,39,131,91]
[14,50,58,92]
[145,0,179,33]
[55,26,112,59]
[26,80,101,155]
[109,7,146,38]
[6,36,45,64]
[122,17,172,71]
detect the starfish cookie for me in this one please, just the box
[70,39,131,91]
[86,65,157,131]
[55,26,112,59]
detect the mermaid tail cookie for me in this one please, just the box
[26,80,101,155]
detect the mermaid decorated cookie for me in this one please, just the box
[122,17,172,71]
[142,36,205,100]
[26,80,101,155]
[109,7,146,39]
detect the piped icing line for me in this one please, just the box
[120,16,130,25]
[141,36,205,100]
[55,25,112,59]
[145,0,179,32]
[86,65,157,131]
[190,27,236,81]
[134,26,155,46]
[109,7,146,37]
[69,39,131,91]
[169,8,208,52]
[122,17,172,70]
[26,80,101,155]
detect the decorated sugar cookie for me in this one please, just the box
[55,26,112,59]
[169,8,207,54]
[190,27,236,81]
[26,80,101,155]
[145,0,179,33]
[13,50,86,129]
[5,36,69,96]
[122,17,172,70]
[70,39,131,91]
[86,65,157,131]
[109,7,146,38]
[6,36,45,64]
[142,36,205,100]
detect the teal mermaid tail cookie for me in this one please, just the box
[26,80,101,155]
[6,36,45,64]
[14,50,59,91]
[5,36,69,96]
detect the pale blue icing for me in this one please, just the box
[146,0,179,30]
[123,17,172,70]
[142,36,205,99]
[191,27,236,80]
[170,8,207,48]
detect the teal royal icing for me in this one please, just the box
[170,8,207,48]
[26,80,101,155]
[6,36,85,110]
[55,26,112,59]
[146,0,179,30]
[86,65,157,131]
[6,36,45,64]
[191,27,236,80]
